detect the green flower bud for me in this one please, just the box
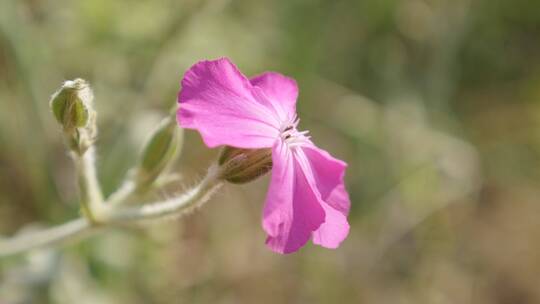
[135,117,183,190]
[218,146,272,184]
[49,79,94,132]
[49,79,97,155]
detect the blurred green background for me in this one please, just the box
[1,0,540,303]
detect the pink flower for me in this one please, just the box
[177,58,350,254]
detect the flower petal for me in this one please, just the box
[178,58,280,148]
[263,141,325,254]
[312,184,350,248]
[302,145,350,215]
[297,145,350,248]
[250,72,298,121]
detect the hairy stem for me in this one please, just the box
[0,218,93,257]
[107,180,137,206]
[0,165,222,258]
[74,146,105,222]
[107,165,222,222]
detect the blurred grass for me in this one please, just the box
[1,0,540,303]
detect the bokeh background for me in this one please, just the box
[1,0,540,303]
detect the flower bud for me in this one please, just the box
[218,146,272,184]
[135,116,183,189]
[50,79,94,132]
[49,79,97,155]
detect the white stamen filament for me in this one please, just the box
[279,115,310,147]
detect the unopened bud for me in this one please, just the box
[50,79,94,132]
[49,79,97,154]
[135,117,183,189]
[218,147,272,184]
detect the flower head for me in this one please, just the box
[177,58,350,254]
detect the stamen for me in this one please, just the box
[279,115,310,148]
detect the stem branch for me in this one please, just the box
[0,218,92,257]
[108,166,222,222]
[0,165,223,258]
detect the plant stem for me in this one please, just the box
[74,146,105,222]
[107,165,222,222]
[0,218,93,257]
[107,180,136,206]
[0,164,223,258]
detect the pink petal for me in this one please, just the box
[299,145,350,248]
[250,72,298,121]
[263,140,325,254]
[177,58,281,149]
[302,145,350,215]
[312,184,350,248]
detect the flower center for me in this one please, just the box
[279,116,310,147]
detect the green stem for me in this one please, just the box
[0,165,222,258]
[0,218,93,257]
[74,146,106,223]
